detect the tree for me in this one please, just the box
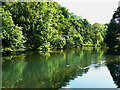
[92,23,106,45]
[105,6,120,49]
[2,8,25,51]
[2,1,107,51]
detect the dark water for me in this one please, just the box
[2,47,120,88]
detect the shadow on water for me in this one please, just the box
[2,47,120,88]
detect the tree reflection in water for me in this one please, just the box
[106,61,120,88]
[2,48,106,88]
[105,50,120,88]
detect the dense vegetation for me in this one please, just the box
[2,2,108,52]
[105,6,120,50]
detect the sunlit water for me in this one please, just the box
[2,47,120,88]
[62,66,116,88]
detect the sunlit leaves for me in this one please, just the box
[2,2,107,51]
[2,9,25,51]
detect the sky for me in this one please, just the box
[54,0,119,24]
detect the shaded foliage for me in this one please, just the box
[105,6,120,49]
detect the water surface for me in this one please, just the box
[2,48,120,88]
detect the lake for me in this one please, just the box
[2,47,120,88]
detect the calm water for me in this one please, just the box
[2,48,120,88]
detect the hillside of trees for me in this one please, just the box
[1,2,108,52]
[105,6,120,50]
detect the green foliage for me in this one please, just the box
[2,8,25,51]
[2,2,107,51]
[92,23,107,45]
[105,6,120,49]
[51,36,66,49]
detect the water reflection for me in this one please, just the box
[104,51,120,88]
[106,61,120,88]
[2,48,119,88]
